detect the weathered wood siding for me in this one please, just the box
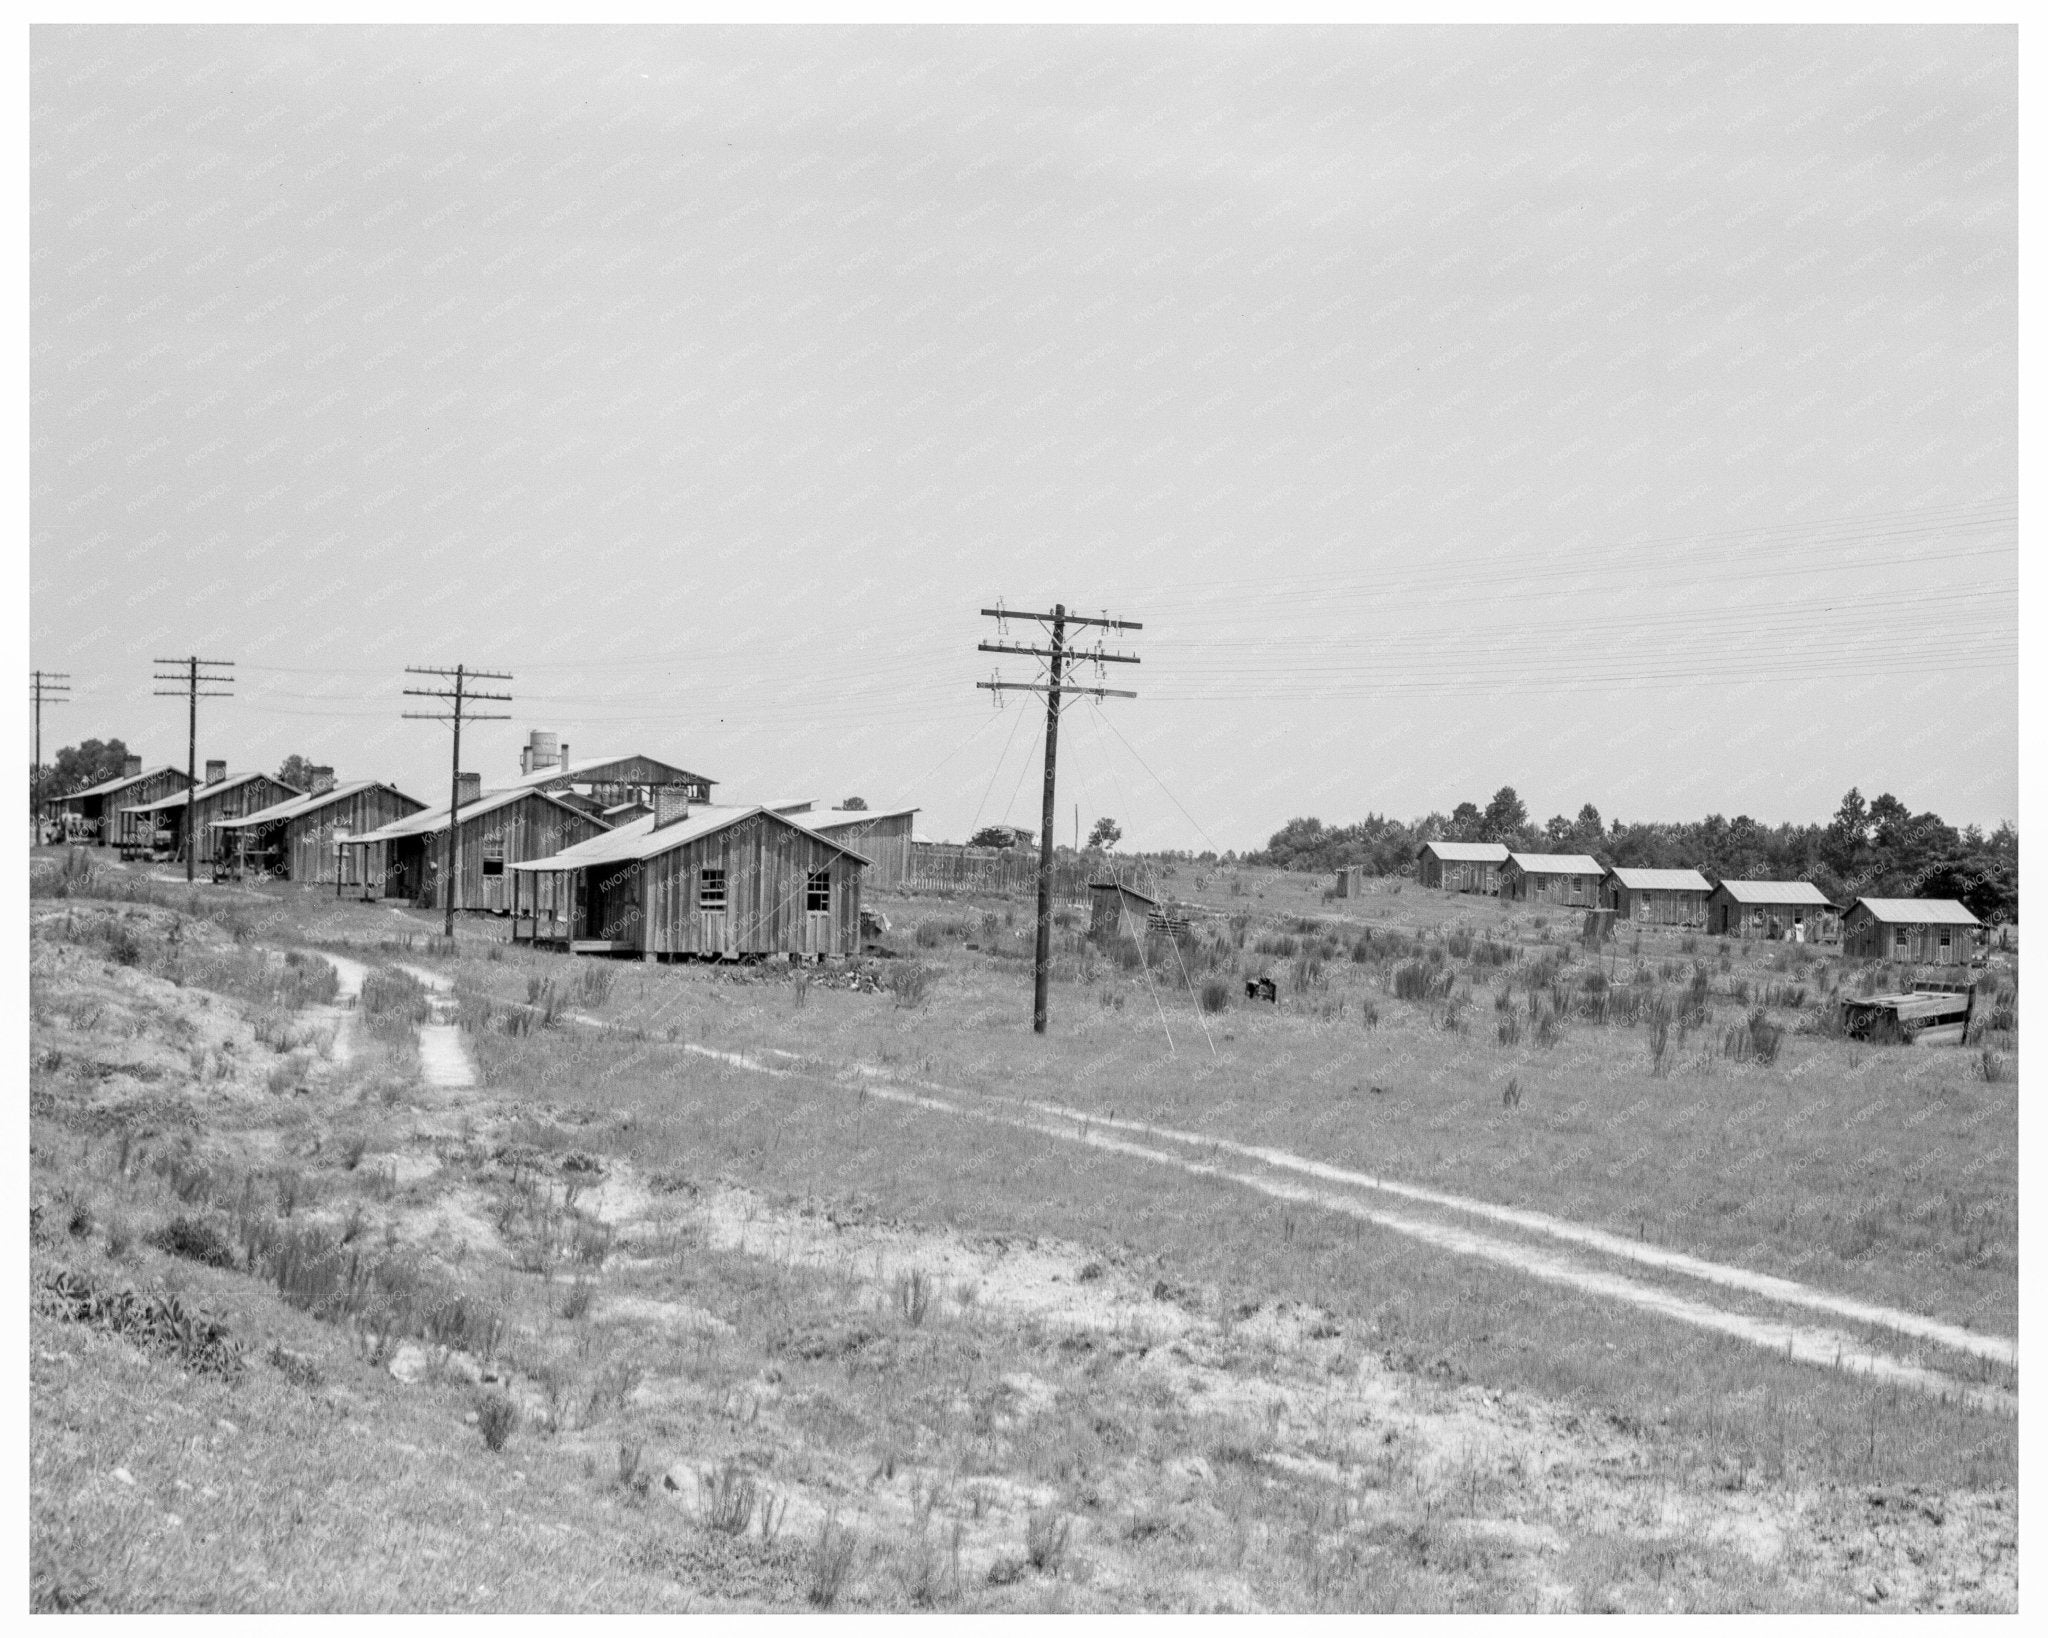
[1842,910,1975,965]
[89,769,192,844]
[1502,864,1601,906]
[1610,886,1709,928]
[457,797,607,912]
[1417,850,1500,894]
[637,817,862,956]
[809,811,910,889]
[293,788,427,884]
[144,776,300,864]
[1706,890,1840,943]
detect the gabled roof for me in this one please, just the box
[803,805,920,829]
[507,804,872,872]
[344,784,596,843]
[1849,897,1981,926]
[1506,852,1605,875]
[120,772,297,814]
[212,780,422,831]
[490,755,717,795]
[59,764,187,801]
[1089,880,1157,904]
[1714,879,1835,906]
[1418,841,1510,863]
[1607,867,1712,893]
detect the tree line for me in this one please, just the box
[1250,786,2018,923]
[30,739,322,811]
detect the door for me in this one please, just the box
[804,869,833,955]
[697,865,729,954]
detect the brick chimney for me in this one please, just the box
[559,742,571,771]
[653,786,691,830]
[205,759,226,785]
[122,755,142,778]
[308,766,335,796]
[455,772,482,807]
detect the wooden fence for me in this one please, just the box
[909,843,1091,897]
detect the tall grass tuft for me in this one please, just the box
[1198,977,1231,1014]
[807,1513,859,1609]
[476,1390,518,1452]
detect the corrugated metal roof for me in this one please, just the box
[1851,898,1981,926]
[1507,852,1605,875]
[58,764,185,801]
[345,784,591,843]
[505,804,872,871]
[1715,879,1834,906]
[490,755,718,794]
[1608,867,1712,893]
[211,780,416,830]
[1418,841,1510,863]
[120,772,295,814]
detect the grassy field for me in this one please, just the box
[26,850,2019,1611]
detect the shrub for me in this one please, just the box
[1533,1007,1561,1049]
[888,963,934,1008]
[1025,1506,1071,1575]
[700,1461,758,1535]
[476,1390,518,1452]
[1721,1007,1784,1066]
[1979,1048,2009,1083]
[895,1269,933,1327]
[34,1267,243,1378]
[1198,977,1230,1014]
[807,1513,859,1609]
[147,1214,238,1269]
[1497,1014,1522,1048]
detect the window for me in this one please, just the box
[482,848,504,878]
[1894,927,1909,955]
[698,868,726,910]
[806,870,831,913]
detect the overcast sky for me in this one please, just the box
[30,24,2016,848]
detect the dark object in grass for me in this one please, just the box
[1198,977,1231,1013]
[1501,1077,1521,1109]
[1244,976,1277,1003]
[147,1214,238,1269]
[806,1513,859,1609]
[476,1389,518,1452]
[1024,1506,1071,1575]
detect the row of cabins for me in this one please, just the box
[1413,840,1984,963]
[44,731,921,960]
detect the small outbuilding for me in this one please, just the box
[1841,898,1983,966]
[43,757,190,845]
[508,795,868,960]
[1088,880,1158,942]
[1707,880,1840,943]
[1417,840,1510,894]
[338,781,608,911]
[211,771,426,884]
[1501,852,1606,907]
[116,765,302,866]
[1605,867,1713,928]
[798,806,919,891]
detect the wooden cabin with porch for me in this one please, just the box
[1841,898,1983,966]
[337,776,607,911]
[44,758,190,845]
[1417,840,1509,894]
[1604,867,1712,929]
[509,792,867,960]
[210,770,426,884]
[116,763,301,866]
[1500,852,1606,908]
[1707,880,1840,943]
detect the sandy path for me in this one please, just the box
[304,950,369,1066]
[678,1042,2013,1414]
[392,961,477,1090]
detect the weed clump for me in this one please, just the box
[888,963,934,1008]
[147,1214,238,1269]
[35,1266,243,1378]
[1199,977,1231,1013]
[1025,1505,1071,1576]
[476,1389,518,1452]
[807,1513,859,1608]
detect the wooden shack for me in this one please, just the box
[509,799,867,960]
[1707,880,1840,943]
[1841,898,1982,966]
[799,806,919,890]
[1605,867,1712,928]
[118,768,301,866]
[338,786,607,911]
[1839,982,1976,1045]
[1416,840,1509,894]
[211,773,426,884]
[1088,880,1158,942]
[45,759,190,845]
[493,750,717,809]
[1500,852,1605,907]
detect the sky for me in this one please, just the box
[29,24,2017,850]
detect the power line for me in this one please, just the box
[977,601,1142,1036]
[404,664,513,938]
[29,669,71,815]
[152,656,235,882]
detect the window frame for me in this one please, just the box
[698,867,727,911]
[805,869,831,914]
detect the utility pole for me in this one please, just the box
[153,656,234,881]
[978,604,1141,1034]
[404,664,512,937]
[28,669,70,819]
